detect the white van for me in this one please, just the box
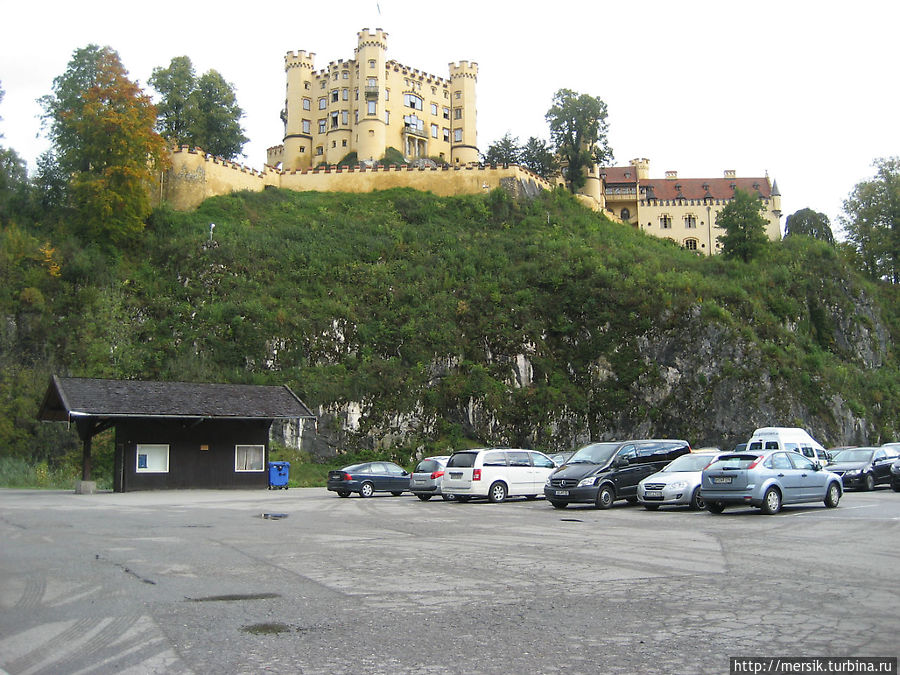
[745,427,830,467]
[442,448,556,503]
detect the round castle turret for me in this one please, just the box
[449,61,478,164]
[355,28,388,163]
[282,50,316,170]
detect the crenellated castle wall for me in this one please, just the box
[155,146,562,211]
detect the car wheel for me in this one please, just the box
[456,495,470,503]
[595,484,614,510]
[864,473,875,491]
[549,500,568,509]
[337,490,350,498]
[359,482,374,498]
[761,487,782,515]
[488,481,508,504]
[643,504,660,511]
[416,494,432,501]
[441,493,455,501]
[689,487,705,511]
[892,480,900,493]
[706,502,726,514]
[391,491,403,496]
[825,481,841,508]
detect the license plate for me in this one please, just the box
[413,479,426,485]
[713,476,732,484]
[554,490,569,496]
[645,490,663,498]
[450,472,462,479]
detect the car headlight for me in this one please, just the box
[845,469,861,476]
[669,480,688,490]
[545,477,552,486]
[577,476,597,488]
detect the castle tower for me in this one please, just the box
[449,61,479,164]
[354,29,388,163]
[630,158,650,180]
[283,50,316,170]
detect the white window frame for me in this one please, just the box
[136,444,169,473]
[235,445,265,472]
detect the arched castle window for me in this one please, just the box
[404,94,423,110]
[620,208,631,220]
[684,238,699,251]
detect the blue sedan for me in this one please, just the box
[700,449,843,515]
[327,461,410,498]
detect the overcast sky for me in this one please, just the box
[2,1,898,236]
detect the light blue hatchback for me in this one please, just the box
[700,449,843,515]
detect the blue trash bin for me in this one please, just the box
[267,461,290,490]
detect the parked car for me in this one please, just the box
[891,457,900,492]
[745,427,829,467]
[637,450,724,510]
[442,448,556,503]
[327,461,410,498]
[700,449,842,515]
[544,439,692,510]
[826,446,899,491]
[547,451,575,467]
[409,456,453,501]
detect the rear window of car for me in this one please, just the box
[447,452,478,468]
[415,460,441,473]
[636,441,688,457]
[707,454,759,470]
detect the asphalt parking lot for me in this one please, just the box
[1,486,898,674]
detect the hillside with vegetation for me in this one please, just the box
[1,186,898,485]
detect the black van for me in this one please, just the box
[543,440,691,509]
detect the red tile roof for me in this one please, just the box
[642,177,771,201]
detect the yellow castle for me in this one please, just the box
[267,28,479,170]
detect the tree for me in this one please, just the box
[841,157,900,283]
[545,89,612,193]
[39,45,169,244]
[716,189,769,262]
[483,132,521,165]
[148,56,195,146]
[0,82,30,225]
[784,208,835,244]
[150,58,248,159]
[519,136,559,180]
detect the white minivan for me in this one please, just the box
[745,427,830,467]
[442,448,556,503]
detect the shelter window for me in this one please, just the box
[136,444,169,473]
[235,445,265,472]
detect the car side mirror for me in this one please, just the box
[614,457,628,468]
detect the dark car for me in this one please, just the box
[826,447,899,491]
[891,458,900,492]
[544,439,692,509]
[327,461,410,498]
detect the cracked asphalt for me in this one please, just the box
[1,487,898,674]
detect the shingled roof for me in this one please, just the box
[38,376,316,422]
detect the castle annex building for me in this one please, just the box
[599,159,782,255]
[267,29,479,170]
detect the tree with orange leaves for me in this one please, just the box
[39,45,169,245]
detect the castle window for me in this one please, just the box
[454,108,462,120]
[367,77,377,88]
[431,123,438,138]
[302,98,311,111]
[620,208,630,220]
[443,128,450,142]
[318,119,326,133]
[385,111,390,125]
[318,97,326,110]
[320,80,325,89]
[304,81,310,90]
[331,90,339,103]
[443,107,450,120]
[404,114,424,131]
[302,119,311,134]
[384,88,390,101]
[368,59,376,69]
[342,88,349,101]
[367,100,377,115]
[331,140,336,148]
[444,90,449,99]
[404,93,423,110]
[431,103,438,116]
[455,91,461,99]
[342,139,347,147]
[315,146,323,156]
[659,215,672,229]
[684,238,698,251]
[453,128,463,142]
[342,110,349,125]
[342,71,349,79]
[684,214,697,229]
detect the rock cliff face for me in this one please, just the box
[306,285,893,457]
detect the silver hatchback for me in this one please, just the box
[700,449,843,515]
[409,456,453,501]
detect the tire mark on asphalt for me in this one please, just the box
[38,613,140,674]
[3,616,99,675]
[14,577,45,610]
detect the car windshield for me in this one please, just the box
[567,443,621,465]
[415,460,441,473]
[706,454,758,471]
[447,452,478,468]
[831,449,874,463]
[662,454,718,472]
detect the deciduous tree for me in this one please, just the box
[39,45,168,244]
[545,89,612,193]
[520,137,558,180]
[149,56,195,146]
[841,157,900,283]
[716,189,769,262]
[784,208,834,244]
